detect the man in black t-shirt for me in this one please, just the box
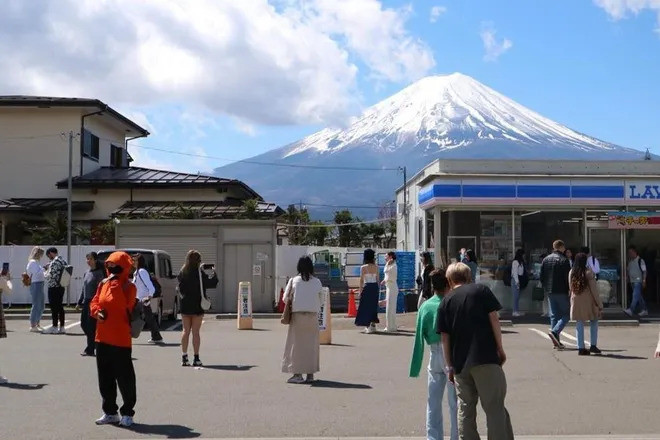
[437,262,514,440]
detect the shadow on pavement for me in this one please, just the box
[242,328,271,332]
[136,342,181,347]
[375,332,413,337]
[310,380,372,389]
[64,333,85,337]
[201,365,255,371]
[324,343,354,347]
[0,382,47,390]
[598,353,647,360]
[123,423,201,438]
[501,330,519,334]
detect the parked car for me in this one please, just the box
[96,249,179,325]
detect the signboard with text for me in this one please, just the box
[318,287,329,331]
[608,211,660,229]
[239,282,252,317]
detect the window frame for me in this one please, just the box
[82,129,100,161]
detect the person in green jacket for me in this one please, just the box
[410,268,458,440]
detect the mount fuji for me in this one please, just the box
[216,73,647,218]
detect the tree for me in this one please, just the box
[238,199,260,220]
[334,210,366,247]
[378,201,397,248]
[22,212,89,245]
[282,205,310,245]
[306,221,329,246]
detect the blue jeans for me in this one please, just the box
[548,294,570,335]
[575,320,598,350]
[428,343,458,440]
[29,281,45,326]
[512,283,520,313]
[630,282,647,314]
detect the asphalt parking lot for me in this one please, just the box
[2,314,660,440]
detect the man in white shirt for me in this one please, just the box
[581,246,600,279]
[625,246,648,317]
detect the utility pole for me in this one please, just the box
[66,131,74,304]
[402,166,408,252]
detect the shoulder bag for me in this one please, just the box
[280,279,293,325]
[198,268,211,311]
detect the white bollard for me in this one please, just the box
[237,281,253,330]
[319,287,332,345]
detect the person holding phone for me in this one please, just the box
[131,254,163,344]
[90,251,138,427]
[25,247,46,332]
[77,252,104,356]
[177,250,218,367]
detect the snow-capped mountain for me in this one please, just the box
[216,73,647,218]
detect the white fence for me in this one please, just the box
[0,245,115,305]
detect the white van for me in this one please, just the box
[96,249,179,325]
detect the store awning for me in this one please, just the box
[112,200,284,219]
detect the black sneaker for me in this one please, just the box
[548,331,560,348]
[182,355,190,367]
[578,349,591,356]
[589,345,602,355]
[193,356,203,367]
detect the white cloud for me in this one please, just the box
[0,0,435,127]
[480,23,513,62]
[594,0,660,30]
[430,6,447,23]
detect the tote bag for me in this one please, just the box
[198,269,211,311]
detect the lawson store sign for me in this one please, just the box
[418,178,660,208]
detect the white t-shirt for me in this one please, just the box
[133,268,155,300]
[283,275,323,313]
[586,256,601,275]
[511,260,524,285]
[26,260,46,283]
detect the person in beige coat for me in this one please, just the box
[569,253,604,356]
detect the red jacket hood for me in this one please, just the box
[105,251,134,282]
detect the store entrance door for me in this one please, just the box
[589,228,623,308]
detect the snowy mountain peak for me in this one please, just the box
[283,72,637,159]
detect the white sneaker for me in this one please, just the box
[29,326,41,333]
[119,416,134,427]
[58,327,66,334]
[0,376,8,384]
[639,310,649,317]
[624,309,633,317]
[36,325,45,331]
[95,414,120,425]
[43,327,58,334]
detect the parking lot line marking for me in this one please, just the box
[64,321,80,330]
[560,332,590,347]
[527,327,578,348]
[41,320,73,331]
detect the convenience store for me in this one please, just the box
[395,159,660,312]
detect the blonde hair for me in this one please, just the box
[446,262,472,285]
[29,246,45,261]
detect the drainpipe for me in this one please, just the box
[80,109,106,175]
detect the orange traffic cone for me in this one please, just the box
[347,289,357,318]
[277,288,285,313]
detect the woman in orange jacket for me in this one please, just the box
[90,251,137,427]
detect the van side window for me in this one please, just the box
[165,258,173,278]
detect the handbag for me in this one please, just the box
[532,284,545,301]
[130,299,145,339]
[280,280,293,325]
[22,272,31,287]
[198,268,211,311]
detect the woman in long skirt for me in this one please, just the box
[282,256,323,384]
[381,251,398,332]
[355,249,380,334]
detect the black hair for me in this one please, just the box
[466,249,477,263]
[86,252,103,271]
[363,249,376,265]
[135,254,147,270]
[297,256,314,281]
[430,268,449,295]
[387,251,396,261]
[628,245,637,253]
[514,249,525,263]
[421,251,433,266]
[580,246,590,254]
[46,247,58,256]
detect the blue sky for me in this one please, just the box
[2,0,660,173]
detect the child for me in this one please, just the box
[409,268,458,440]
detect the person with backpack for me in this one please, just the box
[625,245,648,317]
[570,253,603,356]
[77,252,104,356]
[25,246,46,332]
[44,247,68,334]
[581,246,600,280]
[90,251,137,427]
[511,249,527,317]
[540,240,572,349]
[131,254,163,344]
[417,252,435,310]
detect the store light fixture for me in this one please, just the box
[521,210,541,217]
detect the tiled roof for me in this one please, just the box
[0,96,149,135]
[56,166,261,198]
[0,198,94,213]
[113,201,284,219]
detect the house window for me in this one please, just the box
[82,129,100,161]
[110,144,127,167]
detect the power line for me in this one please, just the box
[277,217,395,228]
[129,144,401,171]
[282,201,395,209]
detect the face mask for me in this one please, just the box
[107,265,123,275]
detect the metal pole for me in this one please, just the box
[66,131,73,304]
[403,166,408,252]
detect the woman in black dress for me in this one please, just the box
[354,249,380,334]
[177,250,218,367]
